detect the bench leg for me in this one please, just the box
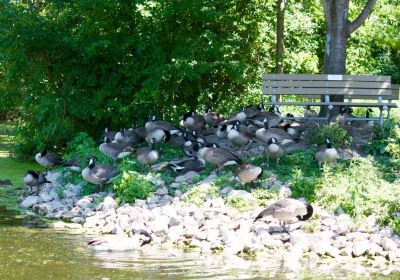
[379,107,383,128]
[387,109,391,121]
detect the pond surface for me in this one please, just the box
[1,205,399,280]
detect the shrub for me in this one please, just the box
[182,184,220,207]
[113,170,155,204]
[365,120,400,159]
[305,122,351,147]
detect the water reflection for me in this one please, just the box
[1,205,399,280]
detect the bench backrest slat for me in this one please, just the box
[263,80,392,89]
[262,74,391,82]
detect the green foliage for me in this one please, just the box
[252,188,279,206]
[226,196,255,212]
[366,120,400,159]
[305,122,351,147]
[113,170,155,204]
[182,184,220,207]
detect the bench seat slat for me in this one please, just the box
[262,80,392,89]
[262,88,393,96]
[263,102,397,108]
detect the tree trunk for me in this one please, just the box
[320,0,377,118]
[276,0,285,74]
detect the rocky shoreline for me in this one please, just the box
[18,169,400,276]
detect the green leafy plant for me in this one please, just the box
[305,122,351,147]
[366,121,400,159]
[113,170,155,204]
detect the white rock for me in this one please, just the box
[167,225,183,242]
[321,217,336,227]
[194,231,207,241]
[84,215,101,228]
[227,190,256,202]
[145,174,165,187]
[174,190,183,198]
[278,185,292,198]
[352,241,369,257]
[76,197,92,209]
[150,215,169,235]
[365,215,377,228]
[380,227,393,238]
[284,246,302,270]
[381,238,397,251]
[101,196,118,211]
[332,236,348,249]
[290,230,310,251]
[220,187,234,195]
[39,192,54,203]
[169,216,181,227]
[156,186,168,196]
[20,196,41,208]
[370,233,382,244]
[210,197,225,208]
[71,217,85,224]
[175,171,200,183]
[63,190,76,198]
[206,229,220,241]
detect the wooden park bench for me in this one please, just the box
[261,74,398,126]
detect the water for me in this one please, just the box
[1,205,399,280]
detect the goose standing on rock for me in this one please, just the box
[235,163,263,186]
[99,136,133,163]
[81,157,118,191]
[88,229,152,251]
[197,144,241,173]
[254,198,313,232]
[265,137,284,166]
[314,138,338,168]
[62,158,82,172]
[23,170,52,194]
[35,150,61,173]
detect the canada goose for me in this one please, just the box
[168,156,206,173]
[145,128,171,144]
[197,145,241,173]
[303,105,318,118]
[145,116,180,135]
[180,111,205,130]
[135,138,159,167]
[255,120,294,145]
[103,128,117,142]
[336,106,355,125]
[351,108,374,128]
[235,163,263,186]
[114,128,143,147]
[81,157,118,190]
[250,105,281,128]
[35,150,61,173]
[23,170,52,194]
[278,113,302,137]
[203,108,225,127]
[244,103,264,119]
[182,132,198,157]
[254,198,313,232]
[99,136,133,162]
[229,107,247,123]
[61,158,81,172]
[314,138,338,168]
[265,137,284,166]
[88,229,152,251]
[227,121,252,156]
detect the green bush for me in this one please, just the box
[113,170,155,204]
[365,120,400,160]
[305,122,351,147]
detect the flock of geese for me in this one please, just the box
[23,104,341,193]
[21,103,371,246]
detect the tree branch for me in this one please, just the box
[348,0,377,34]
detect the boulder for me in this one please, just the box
[352,241,369,257]
[175,171,200,183]
[39,192,54,203]
[227,190,256,202]
[381,238,397,252]
[20,196,41,208]
[76,197,93,209]
[101,196,118,211]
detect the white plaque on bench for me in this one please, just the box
[327,75,343,80]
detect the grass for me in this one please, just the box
[0,121,42,186]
